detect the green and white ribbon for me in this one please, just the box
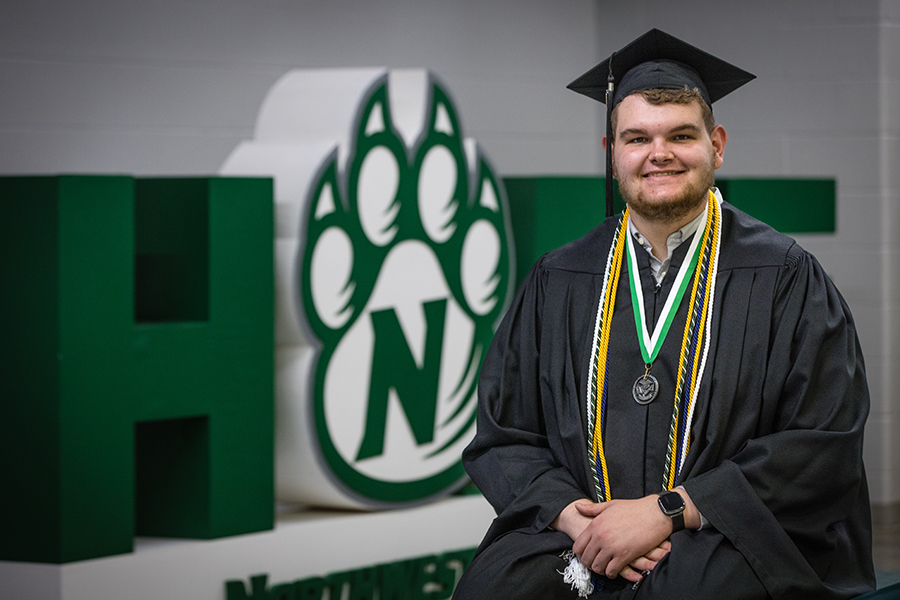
[625,204,708,367]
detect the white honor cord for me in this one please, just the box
[677,202,721,474]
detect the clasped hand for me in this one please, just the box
[569,496,673,583]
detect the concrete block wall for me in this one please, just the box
[0,0,600,177]
[2,0,898,504]
[876,0,900,506]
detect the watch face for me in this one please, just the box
[659,491,685,514]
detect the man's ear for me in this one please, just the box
[711,125,727,170]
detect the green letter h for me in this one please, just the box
[0,176,274,563]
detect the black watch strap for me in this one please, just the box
[657,490,686,532]
[669,510,685,532]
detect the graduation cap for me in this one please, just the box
[568,29,755,218]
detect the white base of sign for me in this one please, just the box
[1,495,494,600]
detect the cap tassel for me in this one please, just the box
[605,53,616,219]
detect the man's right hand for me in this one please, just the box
[550,498,595,540]
[551,498,673,583]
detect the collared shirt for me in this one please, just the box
[627,188,723,285]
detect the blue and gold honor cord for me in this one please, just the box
[586,191,722,501]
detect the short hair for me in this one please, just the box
[611,87,716,136]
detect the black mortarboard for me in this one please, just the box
[568,29,755,217]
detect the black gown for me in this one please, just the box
[454,202,875,599]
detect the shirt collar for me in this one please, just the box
[626,188,722,283]
[627,188,722,254]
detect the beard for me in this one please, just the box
[617,157,716,225]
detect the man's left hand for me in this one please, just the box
[571,495,673,580]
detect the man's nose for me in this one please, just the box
[651,141,673,161]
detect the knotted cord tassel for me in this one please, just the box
[559,551,594,598]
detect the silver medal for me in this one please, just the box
[632,373,659,405]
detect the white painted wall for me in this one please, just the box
[876,0,900,505]
[0,0,600,177]
[2,0,898,506]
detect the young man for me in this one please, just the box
[453,30,875,599]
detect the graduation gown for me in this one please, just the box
[455,202,875,599]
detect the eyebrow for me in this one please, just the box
[617,123,703,139]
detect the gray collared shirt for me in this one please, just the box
[627,188,722,286]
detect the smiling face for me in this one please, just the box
[608,92,726,225]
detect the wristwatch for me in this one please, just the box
[657,490,686,532]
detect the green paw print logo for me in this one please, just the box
[300,74,513,504]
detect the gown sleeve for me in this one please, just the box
[682,244,876,599]
[462,258,591,541]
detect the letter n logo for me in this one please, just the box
[221,68,514,506]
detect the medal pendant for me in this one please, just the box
[632,373,659,405]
